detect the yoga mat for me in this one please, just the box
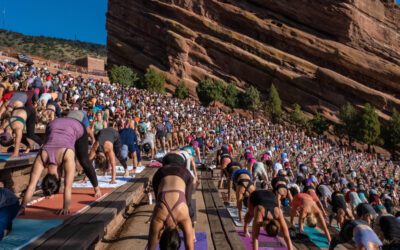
[0,155,10,161]
[73,175,135,189]
[291,225,329,249]
[19,188,112,220]
[155,151,166,160]
[115,165,145,174]
[0,218,63,250]
[238,230,287,250]
[227,206,252,227]
[0,152,37,162]
[155,232,207,250]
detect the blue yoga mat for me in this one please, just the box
[0,152,37,162]
[0,155,11,161]
[0,218,63,249]
[155,232,207,250]
[302,226,329,248]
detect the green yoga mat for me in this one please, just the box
[0,218,63,249]
[302,226,329,248]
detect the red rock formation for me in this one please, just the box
[107,0,400,120]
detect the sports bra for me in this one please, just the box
[158,189,186,227]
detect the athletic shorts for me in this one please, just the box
[253,162,267,180]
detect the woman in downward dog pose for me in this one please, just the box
[232,167,255,223]
[244,190,293,250]
[20,117,87,215]
[148,164,195,250]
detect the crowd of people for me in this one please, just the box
[0,59,399,250]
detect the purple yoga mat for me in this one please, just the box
[155,232,207,250]
[238,230,287,250]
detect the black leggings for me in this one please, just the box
[113,137,127,170]
[21,106,43,147]
[75,125,98,188]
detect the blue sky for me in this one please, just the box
[0,0,107,45]
[0,0,398,45]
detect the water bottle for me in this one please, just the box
[148,192,153,205]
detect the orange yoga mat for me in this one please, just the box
[19,188,113,220]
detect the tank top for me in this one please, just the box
[250,190,277,217]
[93,121,104,135]
[44,118,84,150]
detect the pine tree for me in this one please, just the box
[224,82,239,108]
[309,112,328,135]
[386,109,400,156]
[290,103,308,128]
[241,85,261,117]
[337,102,358,145]
[358,103,380,151]
[267,84,282,123]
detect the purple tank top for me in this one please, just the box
[44,118,84,150]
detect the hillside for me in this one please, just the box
[107,0,400,122]
[0,30,106,62]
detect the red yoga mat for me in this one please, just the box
[19,188,113,220]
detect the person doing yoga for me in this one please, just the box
[0,92,28,157]
[20,118,87,215]
[89,127,127,184]
[148,165,195,250]
[289,188,332,243]
[232,168,255,223]
[244,190,293,250]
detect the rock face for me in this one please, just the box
[107,0,400,120]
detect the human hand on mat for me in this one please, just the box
[244,230,251,238]
[109,180,117,184]
[57,208,70,215]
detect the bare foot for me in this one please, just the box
[123,170,130,177]
[109,180,117,184]
[94,187,102,198]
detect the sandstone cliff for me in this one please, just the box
[107,0,400,120]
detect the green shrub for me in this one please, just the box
[196,78,224,106]
[143,68,166,93]
[224,83,239,108]
[383,109,400,155]
[290,103,308,128]
[358,103,381,150]
[309,112,328,135]
[337,102,358,145]
[241,85,260,110]
[267,84,282,123]
[109,65,138,87]
[174,81,189,99]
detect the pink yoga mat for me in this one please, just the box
[238,230,287,250]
